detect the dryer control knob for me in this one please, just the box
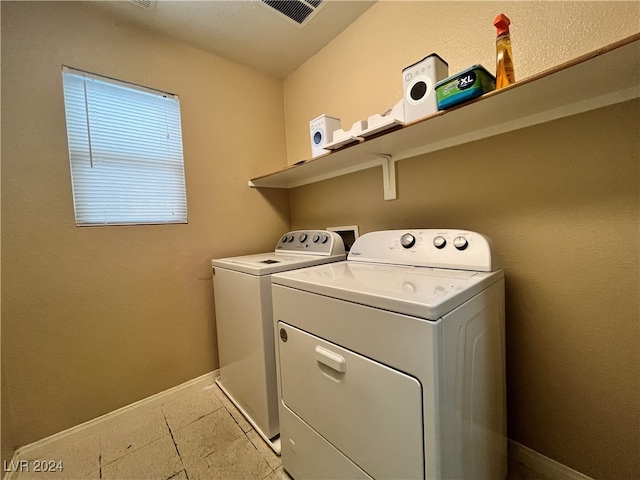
[433,236,446,249]
[453,236,468,250]
[400,233,416,248]
[313,234,320,243]
[299,233,308,243]
[281,236,289,243]
[320,234,328,243]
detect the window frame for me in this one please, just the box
[61,66,188,227]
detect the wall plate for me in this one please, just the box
[327,225,359,252]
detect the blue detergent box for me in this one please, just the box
[435,65,496,110]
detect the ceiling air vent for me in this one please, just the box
[262,0,324,26]
[128,0,155,10]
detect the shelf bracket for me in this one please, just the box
[371,153,396,201]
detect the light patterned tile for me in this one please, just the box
[168,471,188,480]
[17,463,100,480]
[16,467,101,480]
[172,408,244,468]
[185,435,272,480]
[15,433,100,480]
[264,466,293,480]
[246,430,281,471]
[100,408,170,464]
[101,435,182,480]
[162,387,223,433]
[508,460,551,480]
[211,383,253,433]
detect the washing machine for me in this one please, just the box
[211,230,345,453]
[271,229,507,479]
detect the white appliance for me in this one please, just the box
[309,114,341,158]
[211,231,346,453]
[402,54,449,123]
[271,229,507,479]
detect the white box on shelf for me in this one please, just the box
[324,120,368,150]
[402,54,448,123]
[361,100,405,137]
[309,115,342,158]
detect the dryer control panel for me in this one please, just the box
[348,229,498,272]
[276,230,346,256]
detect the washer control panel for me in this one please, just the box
[348,229,497,272]
[276,230,345,256]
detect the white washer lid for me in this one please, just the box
[212,252,346,276]
[271,261,503,320]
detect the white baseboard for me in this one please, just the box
[508,440,594,480]
[8,370,218,468]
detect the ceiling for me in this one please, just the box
[90,0,376,79]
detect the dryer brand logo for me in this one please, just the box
[350,251,362,256]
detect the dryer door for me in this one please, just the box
[278,322,424,479]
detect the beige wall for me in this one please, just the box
[284,2,640,478]
[1,0,290,453]
[285,1,640,163]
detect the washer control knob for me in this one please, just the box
[299,233,308,243]
[313,234,320,243]
[433,236,446,249]
[320,234,328,243]
[400,233,416,249]
[288,235,294,242]
[453,236,468,250]
[281,236,289,243]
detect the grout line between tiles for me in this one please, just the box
[99,434,103,479]
[161,409,189,480]
[167,471,187,480]
[244,431,272,475]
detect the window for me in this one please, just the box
[61,66,187,226]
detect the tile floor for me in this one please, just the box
[11,384,288,480]
[507,459,551,480]
[9,382,548,480]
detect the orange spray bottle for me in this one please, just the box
[494,13,515,88]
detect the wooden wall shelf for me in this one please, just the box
[249,34,640,200]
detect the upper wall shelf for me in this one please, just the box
[249,34,640,199]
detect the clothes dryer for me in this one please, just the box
[211,231,345,454]
[272,229,506,479]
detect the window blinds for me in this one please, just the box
[62,66,187,226]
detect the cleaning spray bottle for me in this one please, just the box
[493,13,515,88]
